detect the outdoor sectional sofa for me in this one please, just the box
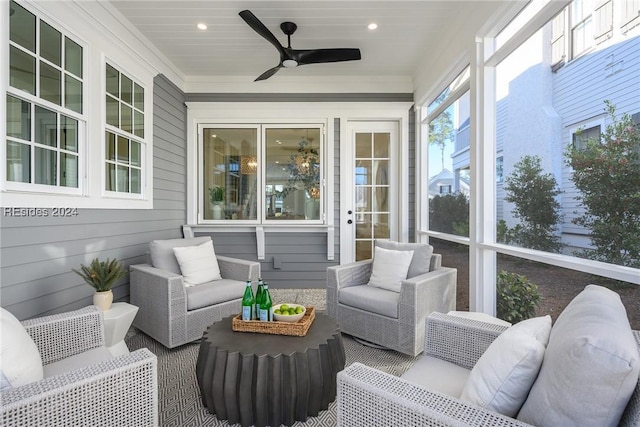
[337,284,640,426]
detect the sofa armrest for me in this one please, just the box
[425,312,509,369]
[337,363,534,427]
[216,255,260,282]
[1,348,158,427]
[327,260,373,290]
[399,266,457,322]
[22,306,105,365]
[130,264,187,348]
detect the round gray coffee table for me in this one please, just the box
[196,313,345,427]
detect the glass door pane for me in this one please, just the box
[355,131,391,261]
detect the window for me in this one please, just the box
[6,1,83,192]
[571,0,594,58]
[424,78,471,237]
[572,124,601,150]
[496,156,504,183]
[104,64,145,195]
[199,125,323,223]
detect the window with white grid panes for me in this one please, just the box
[6,0,84,191]
[104,63,145,195]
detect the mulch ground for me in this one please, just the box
[432,240,640,330]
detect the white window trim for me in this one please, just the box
[2,0,155,210]
[195,121,327,226]
[185,101,412,260]
[102,59,149,200]
[568,115,605,150]
[4,1,88,197]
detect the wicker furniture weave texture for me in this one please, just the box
[326,253,457,356]
[337,312,640,427]
[130,238,261,348]
[0,306,158,427]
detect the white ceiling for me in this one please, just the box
[108,1,510,81]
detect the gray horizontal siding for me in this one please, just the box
[194,231,337,289]
[0,74,187,320]
[555,37,640,238]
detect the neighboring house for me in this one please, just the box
[450,1,640,255]
[428,168,470,199]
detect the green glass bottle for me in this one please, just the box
[255,278,265,320]
[259,282,272,321]
[241,280,255,321]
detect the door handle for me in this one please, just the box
[347,210,352,215]
[347,219,353,224]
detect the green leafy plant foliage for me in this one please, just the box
[209,186,225,203]
[73,258,127,292]
[429,192,469,236]
[496,270,541,323]
[565,101,640,268]
[503,155,563,252]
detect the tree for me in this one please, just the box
[428,96,454,170]
[565,101,640,268]
[503,155,563,252]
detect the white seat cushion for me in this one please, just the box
[0,308,44,390]
[402,355,471,398]
[185,279,246,311]
[43,346,113,378]
[460,315,552,417]
[367,246,414,292]
[173,240,222,286]
[339,285,399,318]
[518,285,640,427]
[149,236,211,274]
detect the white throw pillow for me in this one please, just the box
[172,240,222,287]
[367,246,414,292]
[460,315,552,417]
[0,308,44,390]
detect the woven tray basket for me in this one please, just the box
[232,306,316,336]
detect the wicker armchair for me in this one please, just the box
[327,251,457,356]
[130,237,261,348]
[337,312,640,427]
[1,306,158,427]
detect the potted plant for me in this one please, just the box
[73,258,127,311]
[283,139,321,219]
[209,186,225,219]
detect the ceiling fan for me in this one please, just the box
[239,10,362,81]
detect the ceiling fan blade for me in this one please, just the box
[292,48,361,65]
[239,10,286,57]
[255,65,283,81]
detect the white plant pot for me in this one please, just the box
[305,198,320,220]
[212,202,224,220]
[93,290,114,311]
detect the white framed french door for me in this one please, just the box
[341,121,400,263]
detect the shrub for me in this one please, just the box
[503,155,563,252]
[496,270,541,323]
[429,192,469,236]
[565,101,640,268]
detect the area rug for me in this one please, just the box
[126,289,417,427]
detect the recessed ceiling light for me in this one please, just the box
[368,23,378,30]
[197,23,208,30]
